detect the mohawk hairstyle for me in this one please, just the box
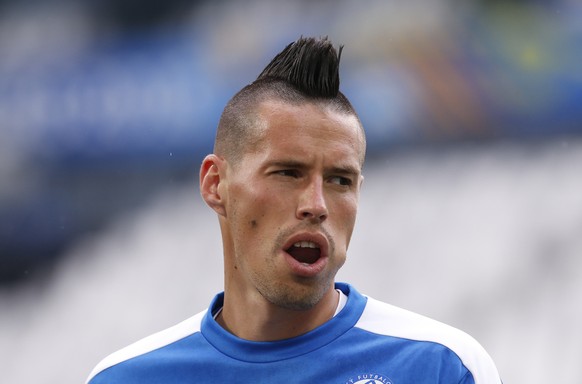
[256,36,343,98]
[214,36,364,165]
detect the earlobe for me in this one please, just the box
[200,154,227,217]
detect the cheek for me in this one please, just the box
[244,197,271,231]
[247,185,289,219]
[229,184,274,236]
[332,197,359,244]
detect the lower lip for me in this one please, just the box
[282,250,327,277]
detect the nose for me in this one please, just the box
[296,177,328,223]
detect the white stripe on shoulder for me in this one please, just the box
[357,297,501,384]
[86,310,207,383]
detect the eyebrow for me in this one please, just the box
[267,160,307,169]
[266,160,361,176]
[328,165,361,176]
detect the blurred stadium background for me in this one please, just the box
[1,0,581,383]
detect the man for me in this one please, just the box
[87,37,501,383]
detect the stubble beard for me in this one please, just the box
[251,224,342,311]
[253,267,335,311]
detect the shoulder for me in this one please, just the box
[356,296,501,384]
[86,310,207,384]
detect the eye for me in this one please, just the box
[329,176,353,186]
[274,169,300,178]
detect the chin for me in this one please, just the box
[260,279,331,311]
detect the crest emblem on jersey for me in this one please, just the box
[344,373,393,384]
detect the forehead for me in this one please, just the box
[252,100,365,166]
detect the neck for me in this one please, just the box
[216,286,339,341]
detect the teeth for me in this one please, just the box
[293,241,319,249]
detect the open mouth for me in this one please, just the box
[286,241,321,265]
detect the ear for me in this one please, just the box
[200,154,227,217]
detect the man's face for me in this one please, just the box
[218,100,364,310]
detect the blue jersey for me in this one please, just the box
[87,283,501,383]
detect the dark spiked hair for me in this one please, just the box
[215,36,364,164]
[256,36,343,98]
